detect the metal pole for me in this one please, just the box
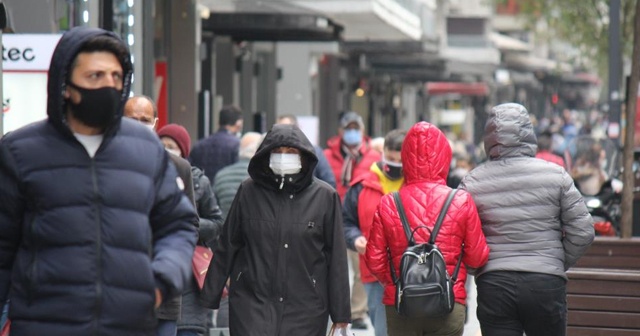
[609,0,622,145]
[99,0,114,31]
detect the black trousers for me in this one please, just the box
[476,271,567,336]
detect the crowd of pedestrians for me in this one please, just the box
[0,27,597,336]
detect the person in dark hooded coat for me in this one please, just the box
[200,124,351,335]
[0,27,198,336]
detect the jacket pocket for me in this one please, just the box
[229,269,246,294]
[309,275,326,309]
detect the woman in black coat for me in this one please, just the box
[201,124,351,335]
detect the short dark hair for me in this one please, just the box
[219,105,243,126]
[69,35,130,78]
[384,129,406,152]
[537,131,552,151]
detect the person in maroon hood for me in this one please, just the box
[365,121,489,336]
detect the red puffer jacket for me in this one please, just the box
[365,122,489,306]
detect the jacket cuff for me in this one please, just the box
[346,237,357,251]
[154,277,170,303]
[330,316,351,324]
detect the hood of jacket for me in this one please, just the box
[248,124,318,192]
[484,103,537,160]
[402,121,451,185]
[47,27,133,138]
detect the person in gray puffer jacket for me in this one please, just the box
[460,103,594,336]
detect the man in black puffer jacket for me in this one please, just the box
[0,27,198,336]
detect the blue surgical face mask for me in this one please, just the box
[342,129,362,146]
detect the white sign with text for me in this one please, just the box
[3,34,62,71]
[3,34,61,134]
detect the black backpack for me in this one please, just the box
[389,189,463,318]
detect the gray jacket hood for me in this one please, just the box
[484,103,537,160]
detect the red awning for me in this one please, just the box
[425,82,489,96]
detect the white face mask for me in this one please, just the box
[145,123,155,131]
[269,153,302,176]
[165,147,181,157]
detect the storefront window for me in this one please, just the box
[112,0,135,48]
[56,0,90,31]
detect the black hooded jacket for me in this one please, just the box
[200,124,350,336]
[0,27,198,336]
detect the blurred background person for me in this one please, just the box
[124,95,195,206]
[157,123,225,336]
[447,153,474,189]
[213,132,263,220]
[124,96,197,336]
[370,137,385,154]
[324,111,381,330]
[536,131,565,168]
[190,105,244,184]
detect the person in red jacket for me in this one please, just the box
[324,111,381,329]
[535,131,565,168]
[343,129,406,336]
[365,121,490,336]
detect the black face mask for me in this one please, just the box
[67,82,122,128]
[379,161,403,180]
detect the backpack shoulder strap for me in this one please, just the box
[392,191,414,246]
[428,189,458,245]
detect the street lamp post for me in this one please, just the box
[609,0,622,145]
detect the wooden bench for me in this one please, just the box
[567,268,640,336]
[572,237,640,270]
[567,238,640,336]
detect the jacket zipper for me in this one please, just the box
[28,216,38,305]
[90,159,102,336]
[273,192,287,302]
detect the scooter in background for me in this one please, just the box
[582,179,622,236]
[564,135,622,236]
